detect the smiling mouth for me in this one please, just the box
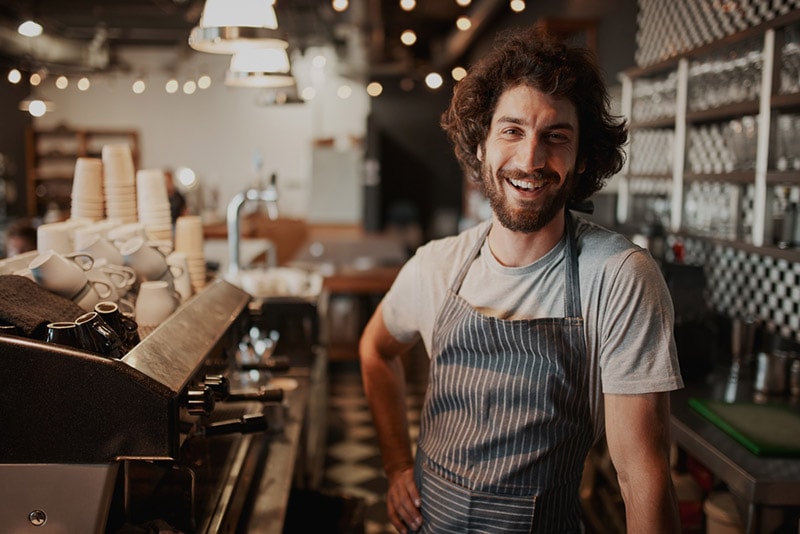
[507,177,549,192]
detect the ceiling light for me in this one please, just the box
[17,20,43,37]
[55,75,69,89]
[456,17,472,31]
[189,0,287,54]
[8,69,22,84]
[19,95,54,117]
[510,0,526,12]
[401,30,417,46]
[400,0,416,11]
[366,82,383,97]
[225,48,295,88]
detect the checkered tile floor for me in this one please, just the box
[322,358,427,534]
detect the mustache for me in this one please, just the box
[496,168,559,183]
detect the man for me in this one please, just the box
[359,27,683,533]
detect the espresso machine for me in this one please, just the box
[0,278,295,533]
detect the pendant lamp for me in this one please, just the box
[189,0,288,54]
[225,47,295,88]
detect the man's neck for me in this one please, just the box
[486,211,566,267]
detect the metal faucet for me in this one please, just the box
[226,175,279,276]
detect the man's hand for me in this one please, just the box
[386,466,422,533]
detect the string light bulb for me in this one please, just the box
[401,30,417,46]
[425,72,443,89]
[165,78,179,93]
[400,0,416,11]
[456,0,471,6]
[18,20,43,37]
[55,75,69,89]
[332,0,349,12]
[456,17,471,31]
[7,69,22,84]
[132,78,146,94]
[366,81,383,97]
[451,66,467,81]
[77,77,91,91]
[510,0,525,12]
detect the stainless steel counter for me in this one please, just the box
[670,381,800,533]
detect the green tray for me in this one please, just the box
[689,398,800,457]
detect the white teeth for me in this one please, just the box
[508,177,543,190]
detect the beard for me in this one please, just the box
[480,161,575,233]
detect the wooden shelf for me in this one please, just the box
[25,126,139,217]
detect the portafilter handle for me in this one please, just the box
[201,413,269,437]
[225,387,284,404]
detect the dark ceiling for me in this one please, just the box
[0,0,510,79]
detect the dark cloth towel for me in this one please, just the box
[0,275,85,339]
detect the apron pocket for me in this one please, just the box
[419,463,536,533]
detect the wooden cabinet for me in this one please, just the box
[619,9,800,253]
[25,126,139,217]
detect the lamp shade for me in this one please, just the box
[189,0,288,54]
[225,48,295,88]
[199,0,277,28]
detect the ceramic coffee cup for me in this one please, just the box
[36,221,75,254]
[167,251,192,303]
[120,236,171,282]
[80,235,125,266]
[72,279,114,312]
[95,301,140,352]
[29,251,95,299]
[135,280,180,328]
[45,321,82,350]
[74,311,124,359]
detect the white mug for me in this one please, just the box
[135,280,180,327]
[73,280,114,312]
[29,251,95,299]
[36,222,74,254]
[167,251,193,303]
[94,259,137,296]
[80,235,125,266]
[120,236,170,281]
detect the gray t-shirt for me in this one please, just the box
[382,216,683,433]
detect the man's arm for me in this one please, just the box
[604,391,680,533]
[359,301,423,533]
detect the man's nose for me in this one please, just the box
[515,138,546,172]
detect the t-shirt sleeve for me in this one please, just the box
[381,252,424,345]
[598,249,684,394]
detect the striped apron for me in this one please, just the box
[414,212,593,533]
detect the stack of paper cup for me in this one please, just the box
[174,215,206,292]
[136,169,173,242]
[102,144,137,223]
[70,158,105,221]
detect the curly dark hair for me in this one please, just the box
[441,26,627,204]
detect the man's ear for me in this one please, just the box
[577,157,586,174]
[477,145,483,162]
